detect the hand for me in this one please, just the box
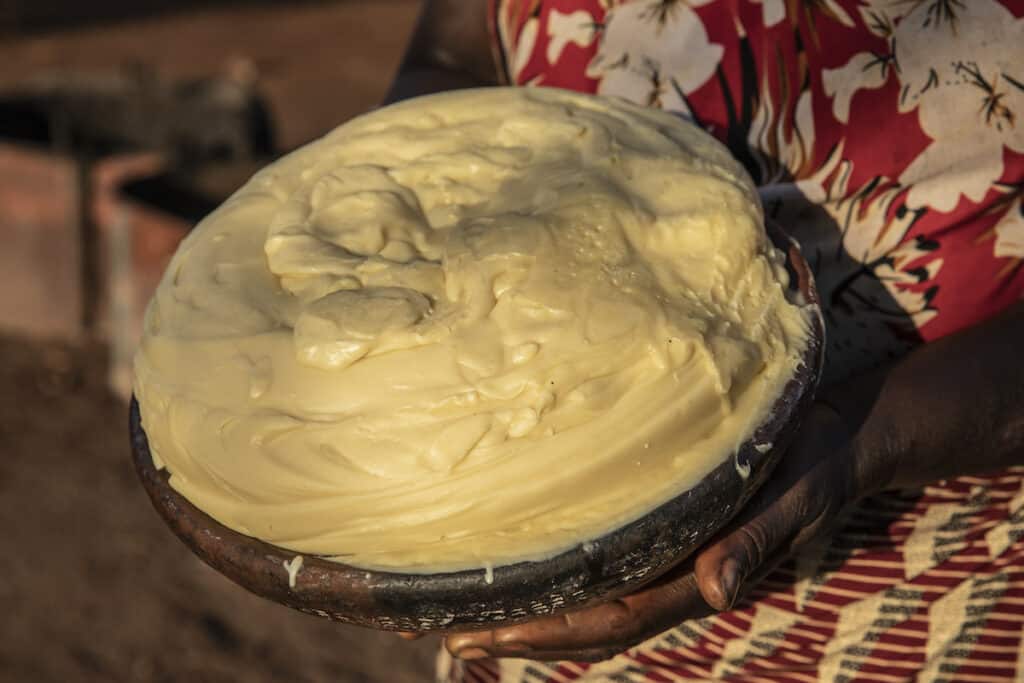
[445,402,862,662]
[420,302,1024,661]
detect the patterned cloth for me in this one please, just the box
[440,2,1024,681]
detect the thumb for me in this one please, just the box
[692,514,785,611]
[693,479,820,611]
[694,403,855,611]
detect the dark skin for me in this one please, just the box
[384,0,500,104]
[389,0,1024,663]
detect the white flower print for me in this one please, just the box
[823,0,1024,213]
[749,77,817,184]
[546,9,599,66]
[994,195,1024,260]
[749,0,786,27]
[895,1,1024,210]
[822,51,890,124]
[586,0,723,116]
[752,0,854,29]
[504,16,540,85]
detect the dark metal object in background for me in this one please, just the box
[129,225,826,633]
[0,0,323,36]
[0,66,275,163]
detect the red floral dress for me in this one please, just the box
[440,2,1024,681]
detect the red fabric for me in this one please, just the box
[435,2,1024,681]
[494,0,1024,371]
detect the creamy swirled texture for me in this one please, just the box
[134,88,809,572]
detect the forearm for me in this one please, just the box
[822,301,1024,494]
[383,0,497,105]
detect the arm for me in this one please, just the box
[834,301,1024,493]
[384,0,499,104]
[446,302,1024,662]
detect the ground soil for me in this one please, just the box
[0,333,439,682]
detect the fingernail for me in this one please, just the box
[454,647,491,660]
[719,557,742,610]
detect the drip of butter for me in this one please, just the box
[133,88,810,573]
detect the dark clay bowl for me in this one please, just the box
[131,224,824,632]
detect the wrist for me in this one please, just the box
[811,398,894,500]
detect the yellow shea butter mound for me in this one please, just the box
[133,88,810,572]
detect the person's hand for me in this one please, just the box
[399,302,1024,661]
[444,401,865,662]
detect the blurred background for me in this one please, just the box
[0,1,443,680]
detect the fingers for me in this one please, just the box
[693,406,853,610]
[693,492,802,610]
[446,403,858,661]
[446,604,633,662]
[446,573,713,661]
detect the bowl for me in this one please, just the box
[130,223,824,632]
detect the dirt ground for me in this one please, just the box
[0,333,439,682]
